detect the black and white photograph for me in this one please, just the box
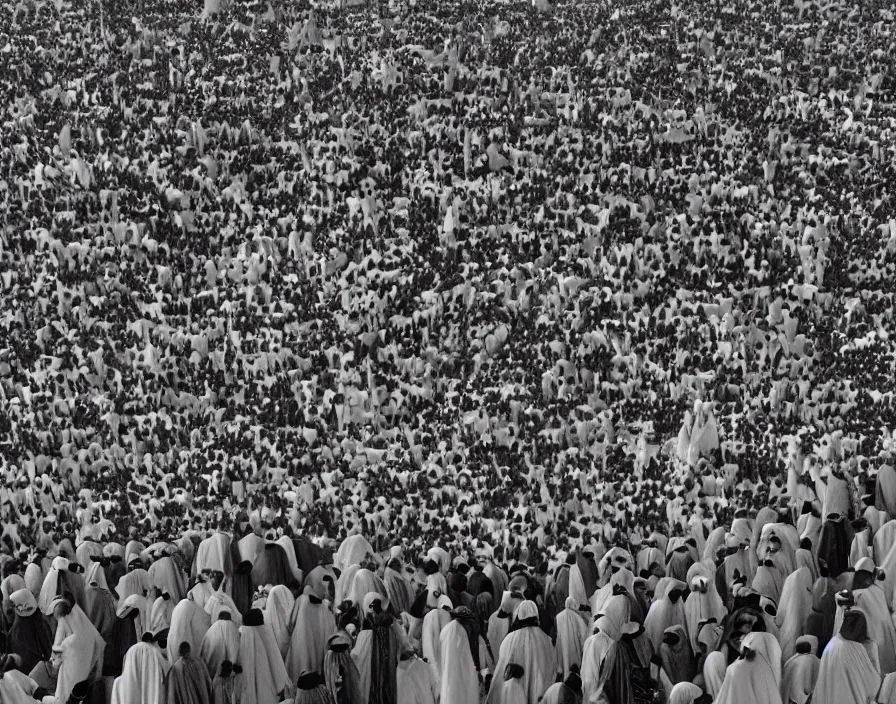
[0,0,894,701]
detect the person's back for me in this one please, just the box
[396,649,438,704]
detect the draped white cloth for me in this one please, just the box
[714,632,783,704]
[780,637,820,704]
[200,618,241,676]
[285,594,336,681]
[555,597,588,678]
[168,599,212,665]
[486,601,556,704]
[397,654,439,704]
[264,585,295,658]
[814,633,882,704]
[53,604,106,703]
[110,641,165,704]
[581,625,616,704]
[238,619,291,704]
[439,619,480,704]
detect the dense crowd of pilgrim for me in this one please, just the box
[1,0,896,700]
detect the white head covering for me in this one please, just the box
[53,604,106,704]
[110,640,165,704]
[200,614,241,676]
[487,600,556,704]
[439,619,479,704]
[714,632,783,704]
[669,682,704,704]
[168,598,212,665]
[264,585,295,657]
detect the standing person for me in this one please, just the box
[6,589,52,675]
[439,617,480,704]
[396,646,438,704]
[351,593,407,704]
[237,608,291,704]
[286,567,337,681]
[814,610,882,704]
[166,642,213,704]
[47,596,106,704]
[487,600,555,704]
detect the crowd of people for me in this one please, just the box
[1,0,896,698]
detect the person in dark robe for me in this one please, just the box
[295,670,336,704]
[166,641,214,704]
[446,572,475,611]
[543,558,572,635]
[467,562,495,612]
[103,599,141,678]
[229,538,253,617]
[324,631,363,704]
[575,550,599,602]
[292,536,325,577]
[251,543,296,592]
[104,556,127,595]
[356,593,404,704]
[7,589,53,674]
[805,576,837,654]
[816,513,853,580]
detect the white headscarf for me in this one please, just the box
[52,601,106,703]
[714,632,783,704]
[555,597,588,679]
[200,615,241,676]
[486,600,556,704]
[439,619,479,704]
[264,585,295,657]
[168,598,212,665]
[110,641,165,704]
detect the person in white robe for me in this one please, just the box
[200,611,241,678]
[421,595,453,680]
[439,618,480,704]
[286,566,337,681]
[814,610,882,704]
[237,608,291,704]
[714,631,783,704]
[110,636,165,704]
[487,591,523,656]
[776,567,813,661]
[262,585,295,659]
[554,596,588,679]
[168,600,212,666]
[486,600,555,704]
[46,596,105,704]
[396,646,438,704]
[581,616,618,704]
[781,635,819,704]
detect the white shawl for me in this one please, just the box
[439,619,480,704]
